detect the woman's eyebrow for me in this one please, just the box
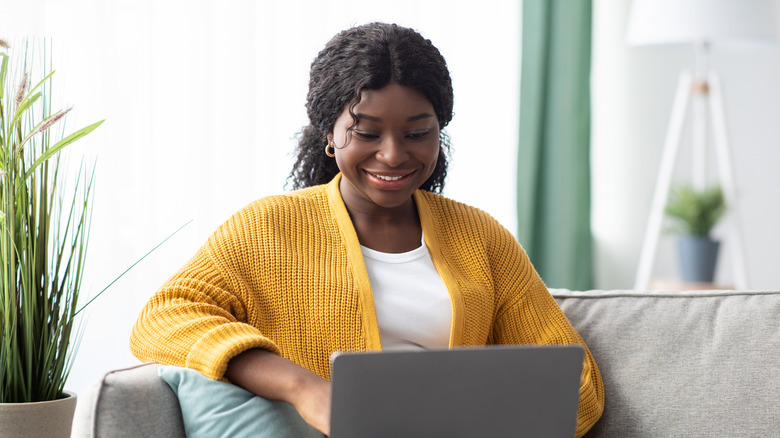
[407,113,435,122]
[355,113,435,122]
[355,113,382,122]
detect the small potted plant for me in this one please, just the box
[0,39,103,436]
[664,184,727,283]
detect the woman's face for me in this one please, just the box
[329,82,440,214]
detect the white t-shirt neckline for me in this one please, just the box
[360,233,452,350]
[359,240,429,264]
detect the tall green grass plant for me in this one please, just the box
[0,40,103,403]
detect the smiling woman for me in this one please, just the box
[129,21,603,437]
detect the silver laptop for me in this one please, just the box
[329,345,584,438]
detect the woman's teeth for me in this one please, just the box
[372,173,405,181]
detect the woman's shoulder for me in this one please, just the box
[416,190,506,232]
[240,184,329,215]
[418,190,528,276]
[199,184,333,264]
[212,184,330,237]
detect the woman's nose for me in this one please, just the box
[376,136,409,167]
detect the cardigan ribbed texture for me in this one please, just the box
[130,174,604,436]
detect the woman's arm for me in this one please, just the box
[129,241,279,379]
[492,279,604,437]
[131,200,335,434]
[486,227,604,437]
[226,349,331,435]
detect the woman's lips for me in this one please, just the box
[364,170,415,189]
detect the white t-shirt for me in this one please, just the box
[360,237,452,350]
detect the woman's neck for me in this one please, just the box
[342,196,423,254]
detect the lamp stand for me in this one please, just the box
[633,70,749,290]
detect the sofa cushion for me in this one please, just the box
[552,289,780,437]
[158,365,324,438]
[71,363,185,438]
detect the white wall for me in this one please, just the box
[592,0,780,290]
[0,0,520,396]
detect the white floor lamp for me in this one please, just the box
[626,0,776,290]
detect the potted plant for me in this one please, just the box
[664,184,727,283]
[0,39,103,436]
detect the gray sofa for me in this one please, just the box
[71,289,780,437]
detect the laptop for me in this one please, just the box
[329,345,584,438]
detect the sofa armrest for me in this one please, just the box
[71,363,185,438]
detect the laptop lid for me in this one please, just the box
[329,345,584,438]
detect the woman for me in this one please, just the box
[130,22,604,437]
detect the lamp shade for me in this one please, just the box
[627,0,777,47]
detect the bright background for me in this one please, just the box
[591,0,780,290]
[0,0,521,395]
[3,0,780,396]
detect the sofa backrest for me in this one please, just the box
[552,289,780,437]
[74,289,780,437]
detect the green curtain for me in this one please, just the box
[517,0,593,290]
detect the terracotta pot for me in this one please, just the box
[0,391,77,438]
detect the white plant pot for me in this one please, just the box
[0,391,77,438]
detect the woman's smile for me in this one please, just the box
[364,169,417,188]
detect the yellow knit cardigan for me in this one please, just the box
[130,174,604,436]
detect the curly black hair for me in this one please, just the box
[288,22,454,193]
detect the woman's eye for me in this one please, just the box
[354,131,379,140]
[407,130,432,140]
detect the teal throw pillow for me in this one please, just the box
[158,365,325,438]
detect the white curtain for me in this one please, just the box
[1,0,520,394]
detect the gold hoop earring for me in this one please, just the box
[325,140,336,158]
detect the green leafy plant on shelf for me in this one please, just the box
[664,184,727,238]
[0,39,104,403]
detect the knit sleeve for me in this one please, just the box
[129,222,280,381]
[489,227,604,438]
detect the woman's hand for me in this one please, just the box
[226,348,331,435]
[289,373,331,435]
